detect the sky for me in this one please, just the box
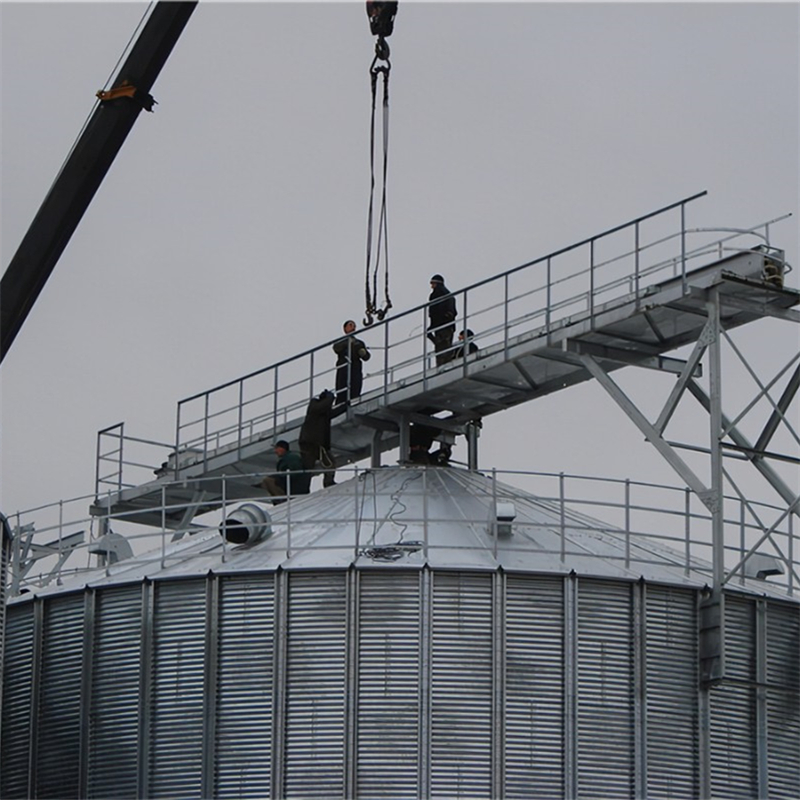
[1,1,798,531]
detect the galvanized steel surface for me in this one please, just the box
[3,568,799,799]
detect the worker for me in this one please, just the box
[334,319,371,405]
[427,275,457,366]
[453,328,479,360]
[259,440,310,503]
[408,423,452,466]
[299,390,337,487]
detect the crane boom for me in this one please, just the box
[0,1,197,363]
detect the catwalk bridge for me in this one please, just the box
[92,192,798,527]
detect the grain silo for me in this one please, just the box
[2,466,798,799]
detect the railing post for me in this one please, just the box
[422,468,429,560]
[504,274,510,356]
[174,402,182,481]
[462,289,468,371]
[491,468,499,560]
[383,319,390,401]
[203,392,210,472]
[681,202,687,295]
[237,380,244,460]
[117,423,124,492]
[788,512,794,596]
[560,473,566,563]
[309,351,315,400]
[422,307,430,389]
[161,484,167,569]
[545,259,551,345]
[221,475,227,562]
[589,239,595,327]
[684,487,691,577]
[634,222,641,311]
[624,479,631,570]
[273,367,279,434]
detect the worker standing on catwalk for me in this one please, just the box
[427,275,457,366]
[334,320,372,405]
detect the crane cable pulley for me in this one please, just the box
[363,1,398,326]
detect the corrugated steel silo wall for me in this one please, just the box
[2,570,798,799]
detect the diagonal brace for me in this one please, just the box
[688,379,800,522]
[579,354,713,503]
[655,321,711,433]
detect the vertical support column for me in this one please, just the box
[755,599,769,800]
[28,598,44,800]
[707,288,725,593]
[272,570,288,800]
[138,580,154,799]
[632,581,648,799]
[202,575,219,800]
[418,567,433,799]
[344,567,360,800]
[700,288,726,685]
[398,415,410,463]
[466,420,480,471]
[370,429,382,469]
[563,574,578,799]
[698,678,712,800]
[491,570,506,799]
[78,590,96,799]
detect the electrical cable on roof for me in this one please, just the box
[363,1,398,326]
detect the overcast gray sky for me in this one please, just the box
[2,1,798,521]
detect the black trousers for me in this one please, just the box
[335,363,362,404]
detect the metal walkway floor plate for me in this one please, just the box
[94,249,799,527]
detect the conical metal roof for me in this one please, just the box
[21,465,791,600]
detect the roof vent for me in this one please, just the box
[489,501,516,537]
[220,503,273,545]
[743,553,784,580]
[89,531,133,564]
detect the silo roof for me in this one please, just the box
[15,466,795,601]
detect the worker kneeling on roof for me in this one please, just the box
[259,441,311,504]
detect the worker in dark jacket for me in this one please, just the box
[453,329,479,360]
[259,440,310,503]
[334,320,371,405]
[427,275,457,366]
[299,390,337,486]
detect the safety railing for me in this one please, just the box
[7,467,798,599]
[165,192,792,480]
[95,422,175,495]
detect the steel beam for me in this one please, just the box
[655,323,710,433]
[579,354,712,502]
[565,339,702,376]
[687,380,800,522]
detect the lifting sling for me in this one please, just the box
[363,1,398,326]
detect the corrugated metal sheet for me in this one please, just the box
[1,603,35,800]
[215,575,276,799]
[504,574,565,798]
[577,579,634,799]
[356,570,422,799]
[36,594,84,799]
[283,571,348,798]
[430,571,494,798]
[88,585,144,799]
[766,601,800,800]
[149,579,208,798]
[709,595,757,799]
[644,585,698,798]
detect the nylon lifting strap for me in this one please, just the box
[363,1,398,326]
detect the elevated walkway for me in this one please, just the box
[91,194,798,527]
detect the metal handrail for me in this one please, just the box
[105,194,793,488]
[7,467,798,598]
